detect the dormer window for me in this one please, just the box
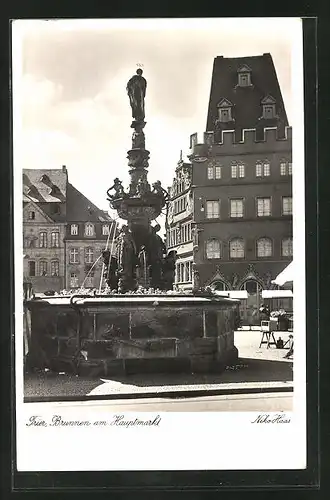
[261,95,277,119]
[49,185,61,196]
[217,98,233,123]
[85,223,95,237]
[237,65,252,87]
[40,174,51,183]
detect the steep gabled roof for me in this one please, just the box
[66,183,112,223]
[23,169,67,202]
[206,53,289,135]
[23,199,55,223]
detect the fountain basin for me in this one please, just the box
[25,294,240,376]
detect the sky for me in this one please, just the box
[13,18,299,218]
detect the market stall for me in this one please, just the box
[261,289,293,331]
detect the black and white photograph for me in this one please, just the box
[13,18,306,471]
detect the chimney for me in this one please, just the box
[62,165,67,173]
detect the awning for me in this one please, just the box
[213,290,248,299]
[262,290,293,299]
[271,261,294,286]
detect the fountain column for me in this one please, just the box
[105,69,169,292]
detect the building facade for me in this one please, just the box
[166,54,292,320]
[23,166,114,293]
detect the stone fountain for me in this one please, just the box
[24,70,239,377]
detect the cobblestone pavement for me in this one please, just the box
[24,329,293,399]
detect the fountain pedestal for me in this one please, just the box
[26,294,239,376]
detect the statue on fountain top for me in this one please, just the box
[127,69,147,122]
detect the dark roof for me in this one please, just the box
[22,169,67,203]
[206,54,289,137]
[66,183,112,222]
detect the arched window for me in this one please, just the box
[229,238,245,259]
[71,224,78,235]
[206,239,221,259]
[211,281,227,291]
[39,260,48,276]
[257,238,273,257]
[85,223,95,236]
[51,260,59,276]
[282,237,293,256]
[241,279,263,296]
[39,231,47,248]
[51,231,59,248]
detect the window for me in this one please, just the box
[181,222,192,243]
[238,73,251,87]
[256,162,262,177]
[70,272,79,288]
[238,164,245,178]
[263,162,270,176]
[231,163,244,178]
[85,270,94,288]
[51,260,59,276]
[280,161,287,175]
[207,166,214,179]
[85,223,95,236]
[211,281,227,291]
[102,225,110,235]
[175,261,192,283]
[174,196,187,215]
[282,237,293,257]
[208,165,222,180]
[85,247,94,264]
[39,231,47,248]
[257,198,271,217]
[39,260,48,276]
[219,108,231,122]
[215,166,222,179]
[28,211,35,220]
[51,231,59,248]
[206,239,221,259]
[28,261,35,277]
[263,105,275,119]
[282,197,292,215]
[280,161,292,176]
[207,164,222,180]
[69,248,79,264]
[230,199,244,218]
[206,200,220,219]
[71,224,78,236]
[229,238,245,259]
[257,238,273,257]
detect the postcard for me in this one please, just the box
[13,17,306,472]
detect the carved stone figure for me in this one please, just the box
[116,225,137,291]
[132,129,145,149]
[107,178,125,200]
[148,224,166,288]
[192,263,201,292]
[152,180,168,202]
[162,250,176,290]
[126,69,147,122]
[231,273,239,290]
[136,178,150,197]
